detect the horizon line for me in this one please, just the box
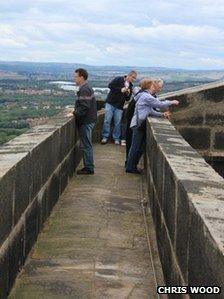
[0,60,223,72]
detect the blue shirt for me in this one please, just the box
[130,90,173,128]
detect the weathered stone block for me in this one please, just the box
[163,160,176,244]
[205,114,224,126]
[14,155,31,225]
[173,116,204,126]
[159,223,183,289]
[38,187,49,229]
[150,181,156,221]
[203,86,224,102]
[215,131,224,150]
[51,129,61,172]
[188,116,204,125]
[0,248,9,299]
[24,199,40,257]
[146,164,154,213]
[176,183,190,282]
[148,134,157,181]
[188,204,224,289]
[39,136,54,184]
[92,111,104,143]
[153,193,163,244]
[169,94,190,109]
[47,172,60,213]
[8,224,25,291]
[153,148,164,209]
[73,141,82,170]
[67,119,76,150]
[60,159,69,194]
[67,149,75,179]
[30,146,42,199]
[0,173,13,246]
[59,124,69,163]
[156,220,165,268]
[178,127,210,149]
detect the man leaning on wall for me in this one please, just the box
[67,68,97,175]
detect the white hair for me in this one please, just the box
[154,78,164,86]
[132,86,141,96]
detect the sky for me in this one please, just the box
[0,0,224,69]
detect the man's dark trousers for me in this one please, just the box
[79,122,95,171]
[126,126,145,171]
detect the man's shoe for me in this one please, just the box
[121,140,126,146]
[77,168,94,175]
[125,168,142,174]
[114,140,120,145]
[101,138,108,144]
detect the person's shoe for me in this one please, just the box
[101,137,108,144]
[125,168,142,174]
[114,140,120,145]
[121,140,126,146]
[77,168,94,175]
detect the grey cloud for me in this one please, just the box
[0,0,223,69]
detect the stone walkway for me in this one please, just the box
[9,144,164,299]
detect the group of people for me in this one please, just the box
[70,68,179,175]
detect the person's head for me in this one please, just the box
[139,78,154,92]
[140,78,164,94]
[74,68,88,86]
[153,78,164,93]
[126,70,137,83]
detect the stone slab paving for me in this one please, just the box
[9,144,164,299]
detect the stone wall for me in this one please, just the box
[160,81,224,159]
[0,114,81,298]
[92,110,104,143]
[145,116,224,298]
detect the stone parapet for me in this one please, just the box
[160,80,224,157]
[0,114,81,298]
[145,116,224,297]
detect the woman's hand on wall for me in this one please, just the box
[171,100,179,106]
[163,111,172,119]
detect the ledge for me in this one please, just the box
[0,113,81,297]
[145,116,224,287]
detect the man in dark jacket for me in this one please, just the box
[101,70,137,145]
[73,68,97,175]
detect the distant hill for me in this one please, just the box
[0,61,223,83]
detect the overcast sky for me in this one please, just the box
[0,0,224,69]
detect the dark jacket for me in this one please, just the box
[106,76,133,110]
[125,90,143,123]
[74,82,97,125]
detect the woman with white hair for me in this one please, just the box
[126,78,179,174]
[124,85,142,165]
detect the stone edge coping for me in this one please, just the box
[0,113,75,179]
[147,116,224,254]
[0,109,104,179]
[159,80,224,99]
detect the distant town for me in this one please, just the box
[0,61,223,144]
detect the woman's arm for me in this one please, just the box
[149,109,163,117]
[146,94,177,109]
